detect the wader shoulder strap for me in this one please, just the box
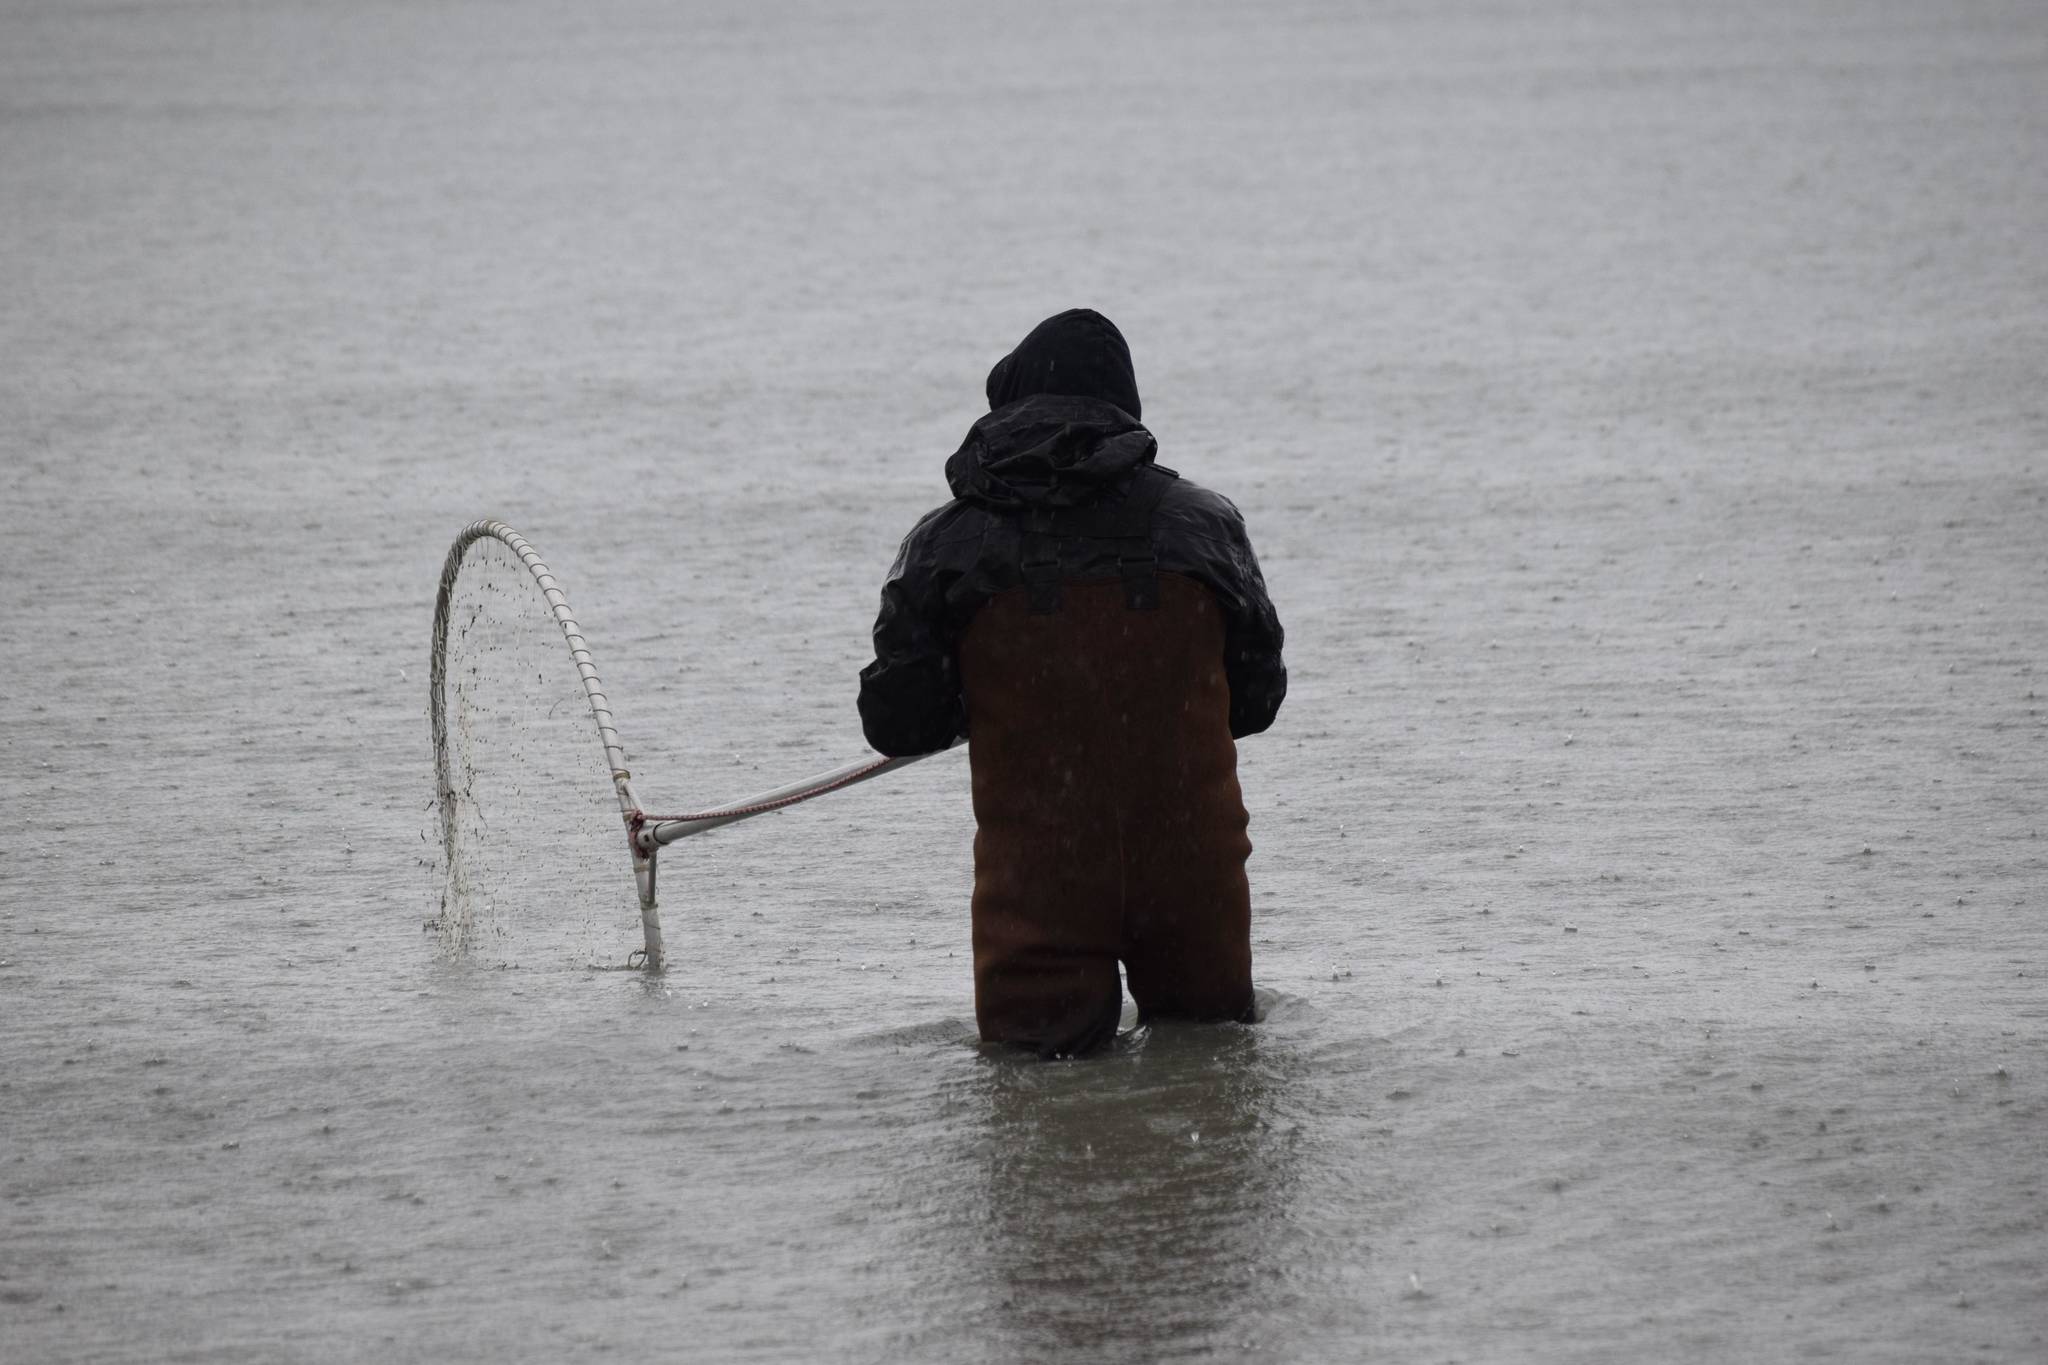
[1021,508,1063,613]
[1114,464,1176,610]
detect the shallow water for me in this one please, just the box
[4,0,2046,1360]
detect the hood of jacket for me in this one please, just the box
[944,393,1158,510]
[983,308,1142,422]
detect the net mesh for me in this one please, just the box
[431,536,638,969]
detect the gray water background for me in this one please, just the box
[3,1,2046,1360]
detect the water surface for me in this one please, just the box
[3,1,2045,1360]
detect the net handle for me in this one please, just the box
[635,744,951,850]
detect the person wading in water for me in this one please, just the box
[858,309,1286,1057]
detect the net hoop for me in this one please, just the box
[430,519,664,969]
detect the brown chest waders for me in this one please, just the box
[957,469,1255,1057]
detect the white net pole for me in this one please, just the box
[638,749,941,849]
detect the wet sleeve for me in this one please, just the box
[1219,507,1287,739]
[858,526,967,757]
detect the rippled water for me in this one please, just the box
[4,1,2046,1360]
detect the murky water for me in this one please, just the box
[4,1,2046,1360]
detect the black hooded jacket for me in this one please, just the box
[858,311,1286,756]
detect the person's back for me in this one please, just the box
[859,310,1285,1056]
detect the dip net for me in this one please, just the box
[429,523,649,970]
[427,520,934,977]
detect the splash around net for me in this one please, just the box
[429,520,943,974]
